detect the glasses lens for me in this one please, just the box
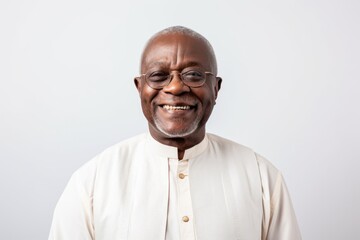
[146,71,170,89]
[181,70,206,87]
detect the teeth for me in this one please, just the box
[163,105,191,110]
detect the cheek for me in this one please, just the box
[193,87,216,106]
[140,87,159,114]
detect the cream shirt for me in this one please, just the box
[49,133,301,240]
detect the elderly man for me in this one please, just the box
[49,26,301,240]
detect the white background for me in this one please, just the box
[1,0,359,239]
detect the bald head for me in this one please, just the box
[140,26,218,74]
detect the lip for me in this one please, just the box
[158,99,197,106]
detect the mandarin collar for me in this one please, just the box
[146,132,209,159]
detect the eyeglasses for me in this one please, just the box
[139,69,215,90]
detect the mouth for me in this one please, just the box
[160,104,195,111]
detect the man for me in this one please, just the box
[49,26,301,240]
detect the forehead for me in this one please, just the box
[141,33,215,71]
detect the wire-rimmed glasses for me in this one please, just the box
[138,68,215,90]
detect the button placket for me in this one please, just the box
[177,159,195,239]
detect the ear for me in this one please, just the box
[214,77,222,99]
[134,77,141,94]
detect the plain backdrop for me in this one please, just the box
[1,0,359,239]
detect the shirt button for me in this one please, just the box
[182,216,190,222]
[178,173,186,179]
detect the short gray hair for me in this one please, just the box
[143,26,217,73]
[153,26,208,41]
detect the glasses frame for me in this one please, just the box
[138,70,215,90]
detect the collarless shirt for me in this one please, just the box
[49,133,302,240]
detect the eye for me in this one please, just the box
[182,70,204,82]
[147,71,169,82]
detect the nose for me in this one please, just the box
[162,72,190,95]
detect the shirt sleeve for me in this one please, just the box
[265,173,302,240]
[48,164,95,240]
[256,153,302,240]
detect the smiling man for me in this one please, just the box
[136,30,221,159]
[49,26,301,240]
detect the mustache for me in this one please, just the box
[155,93,198,104]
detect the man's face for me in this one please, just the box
[135,33,221,142]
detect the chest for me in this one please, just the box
[92,153,263,240]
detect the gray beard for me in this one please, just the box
[153,116,201,138]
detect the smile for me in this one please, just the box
[162,105,192,110]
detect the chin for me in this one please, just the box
[154,118,200,138]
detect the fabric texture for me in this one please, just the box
[49,133,301,240]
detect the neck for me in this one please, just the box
[149,126,206,160]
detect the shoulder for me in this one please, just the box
[95,133,147,162]
[69,133,147,192]
[206,133,281,190]
[206,133,255,156]
[206,133,273,167]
